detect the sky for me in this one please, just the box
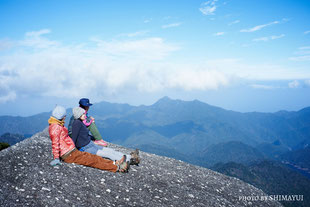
[0,0,310,116]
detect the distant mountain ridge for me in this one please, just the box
[0,133,28,146]
[0,96,309,166]
[91,97,310,163]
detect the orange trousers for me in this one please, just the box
[63,149,118,173]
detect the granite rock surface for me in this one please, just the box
[0,129,282,207]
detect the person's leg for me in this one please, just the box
[87,122,103,141]
[63,150,118,172]
[88,122,108,147]
[83,141,131,161]
[96,147,131,161]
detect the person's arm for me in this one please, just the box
[82,112,93,126]
[67,115,75,137]
[49,125,61,159]
[71,120,82,145]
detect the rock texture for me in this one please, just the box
[0,129,282,207]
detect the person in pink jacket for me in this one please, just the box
[68,98,108,147]
[48,105,129,173]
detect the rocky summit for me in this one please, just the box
[0,129,282,207]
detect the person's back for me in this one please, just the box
[67,115,75,137]
[71,118,91,149]
[49,123,75,158]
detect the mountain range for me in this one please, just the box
[1,96,310,206]
[1,96,309,167]
[91,97,310,154]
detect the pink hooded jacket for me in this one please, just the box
[49,123,75,159]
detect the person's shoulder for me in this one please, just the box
[49,123,62,134]
[72,119,82,126]
[49,123,61,129]
[69,115,74,121]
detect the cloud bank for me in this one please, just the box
[0,29,230,103]
[1,29,309,104]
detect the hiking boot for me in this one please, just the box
[118,161,130,173]
[115,155,126,166]
[94,140,108,147]
[130,149,140,165]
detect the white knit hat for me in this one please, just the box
[52,105,66,120]
[73,107,85,119]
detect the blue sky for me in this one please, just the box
[0,0,310,116]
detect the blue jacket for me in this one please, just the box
[71,119,91,149]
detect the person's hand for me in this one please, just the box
[50,159,62,166]
[90,116,95,122]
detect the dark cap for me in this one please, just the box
[79,98,93,107]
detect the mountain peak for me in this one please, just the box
[156,96,173,103]
[151,96,179,108]
[0,130,281,207]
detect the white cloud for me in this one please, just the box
[199,0,218,16]
[214,32,225,36]
[204,58,310,80]
[144,18,152,23]
[240,21,279,32]
[271,34,285,40]
[288,80,300,88]
[21,28,59,48]
[0,29,233,103]
[250,84,276,90]
[253,34,285,42]
[25,29,51,37]
[253,37,269,42]
[91,37,179,60]
[294,50,310,55]
[0,78,17,103]
[162,22,182,29]
[289,56,310,61]
[304,30,310,34]
[0,91,16,103]
[167,68,229,90]
[290,46,310,61]
[163,16,172,20]
[282,18,290,22]
[118,30,149,37]
[0,39,14,51]
[299,46,310,50]
[228,20,240,26]
[2,29,310,104]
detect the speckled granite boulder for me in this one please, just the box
[0,129,282,207]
